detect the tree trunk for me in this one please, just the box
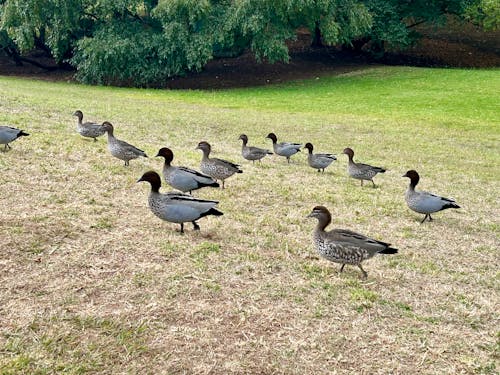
[311,22,323,48]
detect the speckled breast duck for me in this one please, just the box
[308,205,398,278]
[196,141,242,189]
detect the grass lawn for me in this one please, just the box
[0,66,499,374]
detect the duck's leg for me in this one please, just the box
[287,157,290,164]
[371,179,376,187]
[358,264,368,279]
[124,160,129,167]
[360,180,364,186]
[221,180,225,189]
[420,214,429,223]
[339,264,346,273]
[5,143,11,150]
[93,137,97,142]
[428,214,433,222]
[179,223,185,234]
[192,221,200,231]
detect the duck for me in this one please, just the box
[72,110,106,141]
[0,126,29,150]
[238,134,273,163]
[403,170,460,223]
[137,171,223,233]
[101,121,147,166]
[342,147,386,187]
[265,132,302,163]
[303,142,336,173]
[308,205,398,278]
[195,141,243,189]
[156,147,219,193]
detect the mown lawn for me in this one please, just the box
[0,66,499,374]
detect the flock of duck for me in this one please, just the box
[0,110,461,278]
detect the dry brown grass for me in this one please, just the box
[0,69,499,374]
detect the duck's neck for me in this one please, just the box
[201,149,210,160]
[408,177,418,191]
[316,214,331,232]
[149,181,161,193]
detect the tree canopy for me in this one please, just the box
[0,0,495,86]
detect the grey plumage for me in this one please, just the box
[0,126,29,150]
[137,171,223,233]
[308,205,398,278]
[304,142,336,173]
[196,141,242,189]
[239,134,273,163]
[102,121,147,166]
[403,170,460,223]
[156,147,219,193]
[72,110,106,141]
[342,147,385,187]
[265,132,302,163]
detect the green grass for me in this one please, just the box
[0,66,499,374]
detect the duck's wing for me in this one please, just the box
[172,166,218,189]
[248,146,273,156]
[327,228,395,254]
[316,153,337,161]
[280,142,302,150]
[357,162,386,173]
[212,157,243,172]
[418,190,460,210]
[117,139,147,157]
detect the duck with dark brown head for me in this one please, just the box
[265,132,302,163]
[156,147,219,194]
[403,170,460,223]
[137,171,223,234]
[303,142,336,173]
[308,205,398,278]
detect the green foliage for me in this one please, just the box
[465,0,500,30]
[1,0,84,61]
[71,20,166,86]
[153,0,214,72]
[360,0,474,54]
[221,0,372,63]
[0,0,494,85]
